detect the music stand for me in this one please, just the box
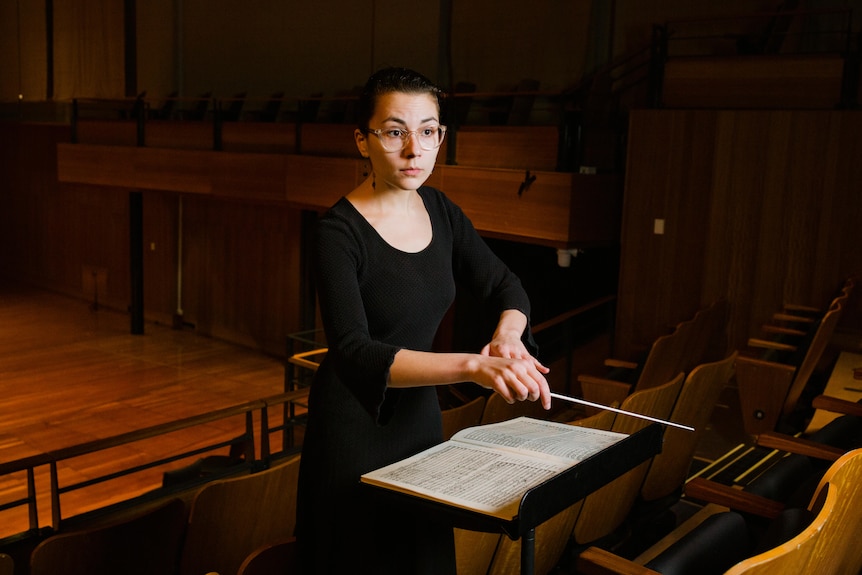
[363,422,664,574]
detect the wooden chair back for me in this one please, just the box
[237,538,298,575]
[683,298,730,371]
[737,299,845,435]
[781,298,845,415]
[481,411,617,575]
[725,447,862,575]
[178,455,301,575]
[578,310,708,414]
[483,375,683,575]
[572,371,685,545]
[635,319,694,393]
[29,498,187,575]
[454,529,504,575]
[0,553,12,575]
[480,391,550,425]
[640,351,738,502]
[441,395,486,440]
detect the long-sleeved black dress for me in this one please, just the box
[295,186,533,574]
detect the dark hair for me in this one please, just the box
[356,67,444,131]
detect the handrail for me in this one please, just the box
[532,294,617,334]
[660,7,855,56]
[0,390,309,537]
[663,7,852,28]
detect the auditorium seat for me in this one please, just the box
[177,455,301,575]
[0,554,12,575]
[29,497,187,575]
[576,448,862,575]
[639,351,738,505]
[736,296,847,435]
[221,92,247,122]
[482,372,685,575]
[440,395,486,440]
[479,389,551,425]
[577,312,693,411]
[237,538,298,575]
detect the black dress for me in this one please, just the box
[295,187,532,574]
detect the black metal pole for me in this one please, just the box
[129,191,144,334]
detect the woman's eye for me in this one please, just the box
[384,129,404,138]
[421,127,436,136]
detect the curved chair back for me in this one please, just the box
[0,553,12,575]
[178,455,301,575]
[30,498,186,575]
[641,351,737,502]
[480,391,549,425]
[726,448,862,575]
[485,373,684,575]
[237,538,298,575]
[441,395,486,440]
[572,371,685,545]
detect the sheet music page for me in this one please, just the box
[450,417,627,462]
[361,417,628,519]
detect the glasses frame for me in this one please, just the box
[364,125,447,152]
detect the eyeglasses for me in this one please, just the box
[365,125,447,152]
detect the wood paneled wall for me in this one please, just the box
[615,109,862,359]
[0,123,306,356]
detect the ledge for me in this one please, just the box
[57,143,622,248]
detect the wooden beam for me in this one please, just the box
[57,143,622,247]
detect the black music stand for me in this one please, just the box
[363,423,664,575]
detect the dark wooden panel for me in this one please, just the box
[56,144,622,247]
[616,109,862,359]
[455,126,559,171]
[211,152,289,203]
[145,121,213,150]
[663,55,846,109]
[76,119,138,146]
[222,122,296,154]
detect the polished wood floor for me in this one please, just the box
[0,281,287,539]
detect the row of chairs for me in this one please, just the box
[578,446,862,575]
[454,369,862,573]
[576,298,730,413]
[449,347,738,575]
[143,78,549,127]
[568,279,862,575]
[574,372,862,574]
[736,276,856,435]
[25,455,301,575]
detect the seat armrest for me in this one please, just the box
[603,358,639,370]
[746,338,797,353]
[288,348,328,371]
[683,477,785,519]
[576,546,660,575]
[760,324,806,337]
[577,374,632,409]
[811,394,862,417]
[756,431,846,461]
[782,303,821,314]
[772,312,816,324]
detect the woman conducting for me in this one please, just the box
[295,66,551,574]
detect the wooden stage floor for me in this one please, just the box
[0,282,287,539]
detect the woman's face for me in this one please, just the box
[355,91,442,192]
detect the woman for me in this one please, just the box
[295,67,551,574]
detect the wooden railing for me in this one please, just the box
[0,389,308,544]
[651,7,860,109]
